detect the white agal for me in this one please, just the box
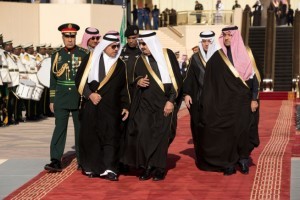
[16,79,36,99]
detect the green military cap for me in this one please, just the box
[58,23,80,33]
[46,44,52,48]
[0,33,3,38]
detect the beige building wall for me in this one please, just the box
[0,2,123,47]
[0,2,40,46]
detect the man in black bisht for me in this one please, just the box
[120,25,141,98]
[121,31,182,181]
[183,30,219,167]
[75,34,130,181]
[198,26,254,176]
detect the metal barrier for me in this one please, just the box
[175,10,234,26]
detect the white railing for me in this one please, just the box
[175,10,234,25]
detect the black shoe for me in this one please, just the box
[223,167,236,176]
[105,172,118,181]
[88,172,100,178]
[44,159,62,172]
[152,169,165,181]
[238,160,249,174]
[139,166,154,181]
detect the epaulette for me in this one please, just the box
[24,54,30,61]
[36,54,42,61]
[52,48,62,55]
[78,47,89,54]
[135,55,141,60]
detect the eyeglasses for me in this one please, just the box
[139,42,147,46]
[91,36,100,41]
[63,34,76,38]
[111,44,120,49]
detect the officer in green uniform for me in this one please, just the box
[44,23,88,172]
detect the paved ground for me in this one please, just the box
[0,117,76,199]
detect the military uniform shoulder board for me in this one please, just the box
[52,48,62,55]
[36,54,42,61]
[24,54,30,61]
[78,46,89,54]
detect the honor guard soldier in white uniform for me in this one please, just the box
[21,44,39,121]
[0,34,8,126]
[36,44,49,118]
[3,40,20,125]
[46,44,52,57]
[13,44,27,123]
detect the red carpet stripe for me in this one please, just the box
[251,100,293,200]
[9,159,77,200]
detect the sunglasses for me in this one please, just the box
[111,44,120,50]
[63,34,76,38]
[139,42,147,46]
[91,36,100,41]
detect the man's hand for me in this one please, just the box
[89,93,102,105]
[184,95,192,109]
[251,100,259,112]
[164,101,174,117]
[50,103,54,113]
[137,74,150,87]
[121,109,129,121]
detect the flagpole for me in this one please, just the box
[122,0,127,30]
[120,0,127,46]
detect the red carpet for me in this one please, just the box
[259,91,295,100]
[5,100,295,200]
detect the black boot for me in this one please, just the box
[44,159,62,172]
[152,168,165,181]
[238,159,249,174]
[139,166,154,181]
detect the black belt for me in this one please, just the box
[9,69,19,72]
[0,65,8,69]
